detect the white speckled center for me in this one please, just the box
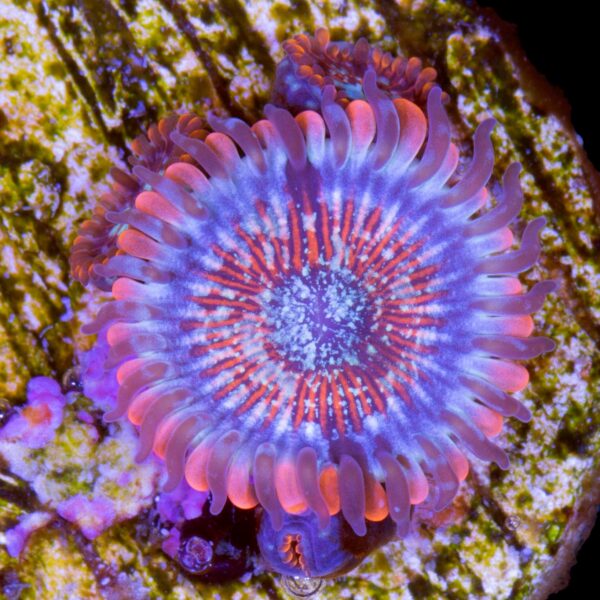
[261,268,372,371]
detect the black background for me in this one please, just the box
[477,1,599,166]
[477,2,598,597]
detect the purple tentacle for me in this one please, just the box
[170,131,229,179]
[459,375,532,422]
[321,85,351,167]
[264,104,308,171]
[466,162,524,236]
[473,335,556,360]
[477,217,546,274]
[471,280,557,313]
[207,113,267,173]
[442,119,496,207]
[407,87,450,188]
[363,68,400,169]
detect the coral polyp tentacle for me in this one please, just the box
[296,447,331,530]
[376,450,410,536]
[407,87,451,188]
[163,414,201,491]
[70,113,208,290]
[321,86,352,167]
[264,105,308,171]
[81,74,554,537]
[207,113,267,174]
[254,443,285,531]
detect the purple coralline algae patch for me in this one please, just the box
[78,331,118,413]
[56,495,117,540]
[0,377,65,449]
[0,353,212,558]
[156,479,209,559]
[4,511,53,558]
[156,479,208,524]
[161,527,181,560]
[0,369,169,545]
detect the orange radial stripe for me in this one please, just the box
[389,362,419,387]
[201,342,262,368]
[307,374,320,423]
[404,263,440,283]
[193,311,264,339]
[380,225,414,253]
[376,263,439,294]
[385,346,431,369]
[236,383,267,415]
[293,379,309,429]
[388,347,425,372]
[331,201,341,244]
[191,296,259,312]
[366,233,416,274]
[382,314,444,327]
[204,354,245,377]
[345,369,373,418]
[281,376,302,425]
[319,376,329,433]
[387,333,434,354]
[381,308,438,320]
[256,201,288,275]
[214,362,261,399]
[340,199,354,246]
[233,228,271,277]
[203,272,261,294]
[377,239,426,277]
[236,226,277,280]
[200,333,246,352]
[200,329,232,341]
[329,371,346,436]
[337,370,367,426]
[355,221,402,277]
[270,232,288,275]
[384,277,438,297]
[265,385,287,425]
[386,291,444,307]
[360,370,387,414]
[386,371,412,404]
[393,256,426,278]
[349,207,381,265]
[287,200,303,272]
[256,229,281,275]
[190,316,247,331]
[237,380,277,415]
[302,195,320,267]
[319,201,333,260]
[212,245,263,281]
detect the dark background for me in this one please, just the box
[478,1,598,166]
[478,3,598,597]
